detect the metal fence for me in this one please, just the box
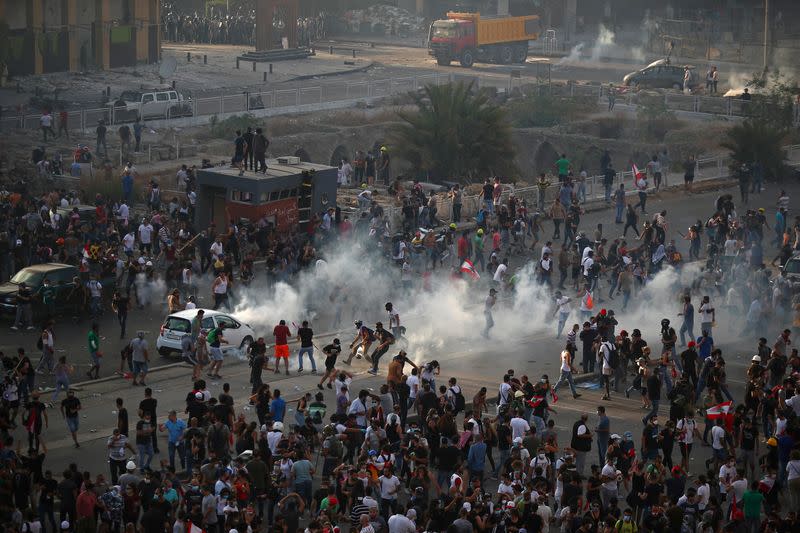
[6,68,791,134]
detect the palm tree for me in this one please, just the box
[390,81,516,181]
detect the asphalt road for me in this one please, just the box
[6,178,796,479]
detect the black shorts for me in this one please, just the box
[324,356,337,371]
[684,174,694,183]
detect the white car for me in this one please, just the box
[156,309,255,357]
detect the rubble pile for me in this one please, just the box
[343,4,427,35]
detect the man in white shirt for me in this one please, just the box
[493,259,508,287]
[406,369,420,405]
[209,237,224,262]
[509,412,530,440]
[717,457,737,494]
[554,291,572,338]
[138,219,153,254]
[357,189,372,210]
[699,295,715,336]
[498,375,513,408]
[122,231,135,255]
[387,509,416,533]
[599,456,618,509]
[378,467,402,520]
[536,496,553,533]
[117,202,129,225]
[710,418,728,470]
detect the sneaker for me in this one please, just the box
[311,370,317,374]
[75,443,80,448]
[26,326,34,330]
[367,369,378,375]
[573,393,581,399]
[602,395,610,400]
[317,384,324,390]
[298,368,304,373]
[285,370,290,376]
[326,383,332,389]
[10,326,18,330]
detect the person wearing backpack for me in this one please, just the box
[446,377,465,415]
[599,337,617,400]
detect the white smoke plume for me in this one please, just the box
[224,239,711,369]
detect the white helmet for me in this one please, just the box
[126,460,136,471]
[272,421,284,432]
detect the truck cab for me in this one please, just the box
[429,19,476,66]
[428,11,537,68]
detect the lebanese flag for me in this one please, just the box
[460,259,480,280]
[633,164,646,189]
[526,397,544,409]
[706,400,734,431]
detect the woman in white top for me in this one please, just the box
[787,449,800,509]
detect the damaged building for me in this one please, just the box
[0,0,161,76]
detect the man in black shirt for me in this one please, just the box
[318,339,342,390]
[436,437,461,496]
[57,470,78,525]
[60,390,82,448]
[417,382,439,417]
[367,322,394,375]
[250,338,267,396]
[116,397,129,436]
[242,126,254,170]
[11,282,34,330]
[139,388,158,453]
[135,412,155,471]
[495,419,513,477]
[296,320,316,373]
[39,470,58,532]
[643,372,662,425]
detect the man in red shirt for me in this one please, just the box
[76,482,99,532]
[273,319,291,375]
[457,232,469,263]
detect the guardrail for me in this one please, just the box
[7,69,794,135]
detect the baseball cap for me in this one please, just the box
[752,355,761,362]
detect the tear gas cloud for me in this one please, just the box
[557,24,645,67]
[227,241,712,366]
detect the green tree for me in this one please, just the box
[720,120,787,182]
[390,81,516,181]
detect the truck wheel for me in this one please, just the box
[513,45,528,63]
[437,55,451,66]
[499,45,513,64]
[460,49,475,68]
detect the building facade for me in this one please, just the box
[0,0,161,76]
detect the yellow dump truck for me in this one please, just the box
[428,12,539,67]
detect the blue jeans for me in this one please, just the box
[605,184,612,202]
[168,441,185,471]
[294,479,312,505]
[553,370,577,396]
[679,321,694,345]
[90,296,101,317]
[298,346,316,372]
[138,442,154,471]
[643,400,659,424]
[556,312,569,338]
[597,437,609,465]
[484,199,494,215]
[52,378,70,401]
[437,470,453,495]
[615,204,624,222]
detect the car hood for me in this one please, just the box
[0,282,19,298]
[622,72,636,86]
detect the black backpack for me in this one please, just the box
[604,342,619,369]
[450,387,466,414]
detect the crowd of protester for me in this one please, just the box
[1,142,800,533]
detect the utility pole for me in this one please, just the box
[763,0,769,71]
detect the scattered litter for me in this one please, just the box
[576,381,602,390]
[90,429,97,433]
[82,415,88,418]
[293,386,300,391]
[112,410,118,415]
[243,406,250,411]
[155,389,163,393]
